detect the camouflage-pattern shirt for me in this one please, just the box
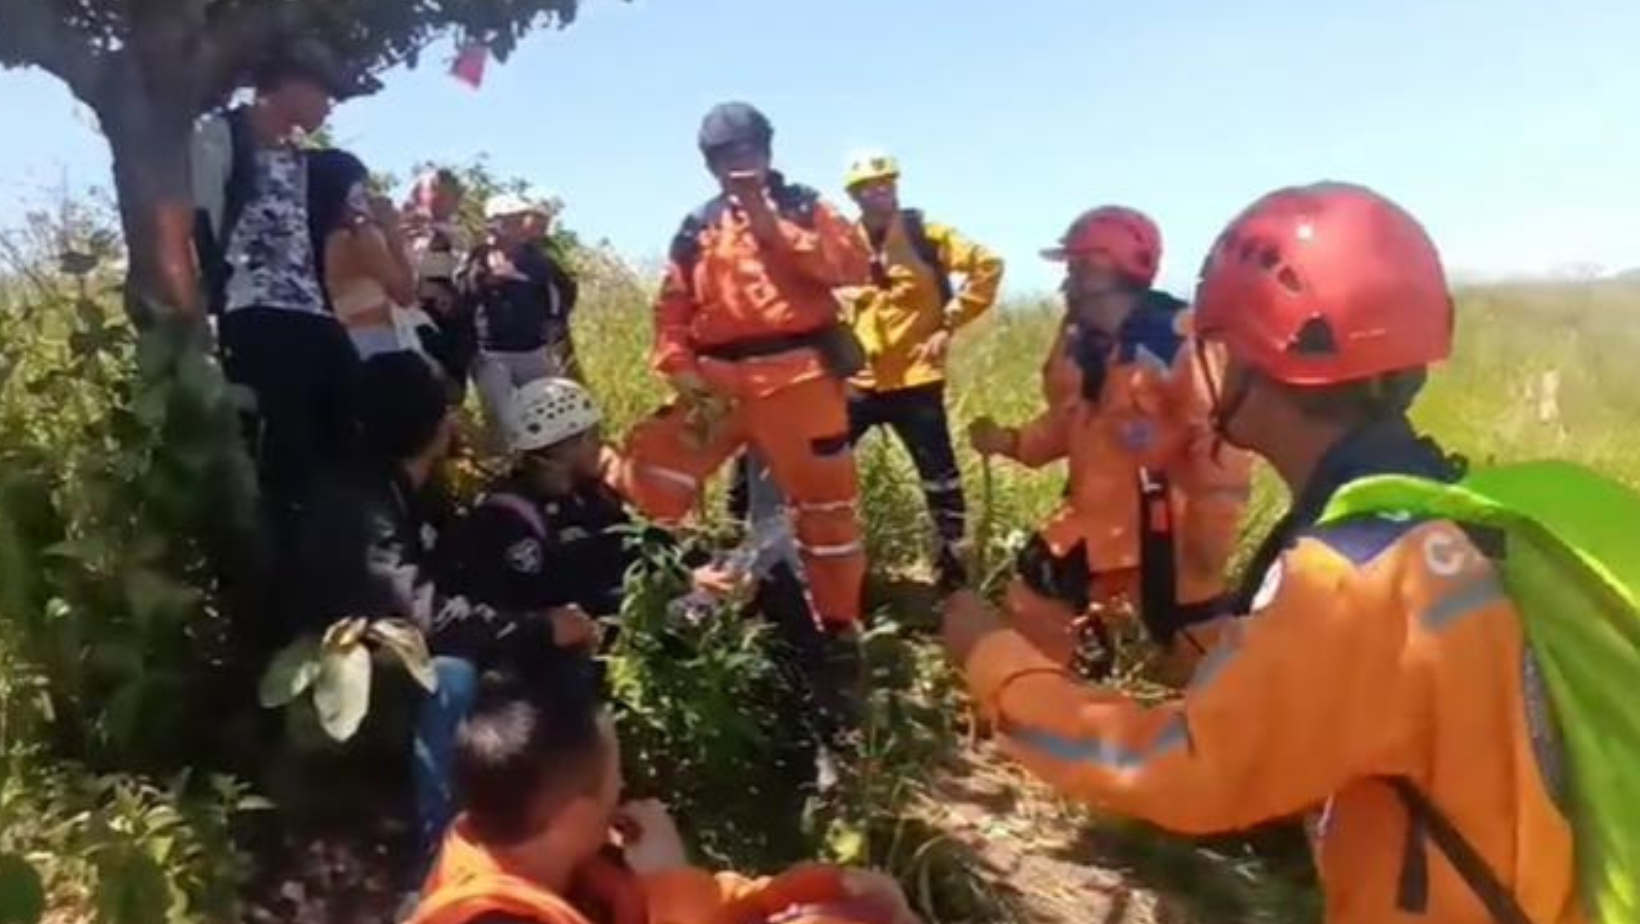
[223,147,330,314]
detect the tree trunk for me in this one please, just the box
[95,68,204,326]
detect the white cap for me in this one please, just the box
[484,193,534,221]
[507,378,601,453]
[526,188,564,217]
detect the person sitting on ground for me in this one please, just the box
[967,205,1251,676]
[432,377,638,668]
[309,149,418,358]
[287,351,457,638]
[406,659,921,924]
[942,183,1583,924]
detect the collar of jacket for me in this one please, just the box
[1229,414,1461,610]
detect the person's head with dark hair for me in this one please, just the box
[357,352,455,485]
[308,148,371,242]
[250,38,358,136]
[454,664,621,891]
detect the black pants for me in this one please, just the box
[848,383,966,549]
[219,308,361,555]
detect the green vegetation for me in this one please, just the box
[0,191,1636,922]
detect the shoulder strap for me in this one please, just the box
[767,173,820,230]
[483,492,549,542]
[667,197,729,297]
[1391,779,1535,924]
[901,209,954,305]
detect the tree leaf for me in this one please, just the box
[321,617,370,652]
[312,645,372,742]
[0,854,45,924]
[258,635,322,708]
[93,845,169,924]
[365,618,437,693]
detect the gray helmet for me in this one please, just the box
[698,102,774,158]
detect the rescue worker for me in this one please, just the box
[967,206,1250,672]
[840,151,1004,591]
[943,183,1584,924]
[406,661,921,924]
[613,101,873,636]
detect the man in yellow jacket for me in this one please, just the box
[841,151,1004,590]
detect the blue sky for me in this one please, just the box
[2,0,1636,293]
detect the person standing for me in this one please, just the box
[462,194,581,450]
[308,149,417,358]
[191,39,367,558]
[841,151,1004,591]
[611,101,873,638]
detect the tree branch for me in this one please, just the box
[0,0,106,100]
[198,0,310,105]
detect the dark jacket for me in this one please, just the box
[460,243,579,354]
[288,464,449,633]
[431,474,639,665]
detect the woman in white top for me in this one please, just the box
[308,149,415,358]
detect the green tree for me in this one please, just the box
[0,0,585,322]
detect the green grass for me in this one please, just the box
[569,277,1640,922]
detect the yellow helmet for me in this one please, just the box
[844,150,900,189]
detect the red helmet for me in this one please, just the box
[1193,182,1453,386]
[1041,205,1162,286]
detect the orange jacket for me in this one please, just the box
[1001,300,1250,604]
[411,821,896,924]
[952,512,1585,924]
[653,177,871,397]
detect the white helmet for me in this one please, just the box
[484,193,534,221]
[508,378,601,453]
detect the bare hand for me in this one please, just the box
[547,605,600,649]
[368,194,401,230]
[967,417,1014,456]
[692,562,749,599]
[725,171,769,210]
[839,869,924,924]
[485,248,525,282]
[668,369,709,398]
[910,329,953,365]
[616,799,689,875]
[941,590,1004,666]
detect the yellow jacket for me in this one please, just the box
[844,211,1003,392]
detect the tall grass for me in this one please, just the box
[571,278,1640,922]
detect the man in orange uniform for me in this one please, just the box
[945,183,1585,924]
[407,660,920,924]
[615,102,872,633]
[968,206,1251,672]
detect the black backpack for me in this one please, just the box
[898,208,955,306]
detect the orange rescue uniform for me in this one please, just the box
[950,508,1585,923]
[410,820,897,924]
[615,177,872,626]
[994,296,1251,664]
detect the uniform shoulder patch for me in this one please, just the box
[506,538,543,574]
[1249,558,1285,612]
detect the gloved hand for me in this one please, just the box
[967,417,1015,457]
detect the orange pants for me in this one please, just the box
[617,376,864,626]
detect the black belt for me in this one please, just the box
[696,327,832,362]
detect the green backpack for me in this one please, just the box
[1319,460,1640,924]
